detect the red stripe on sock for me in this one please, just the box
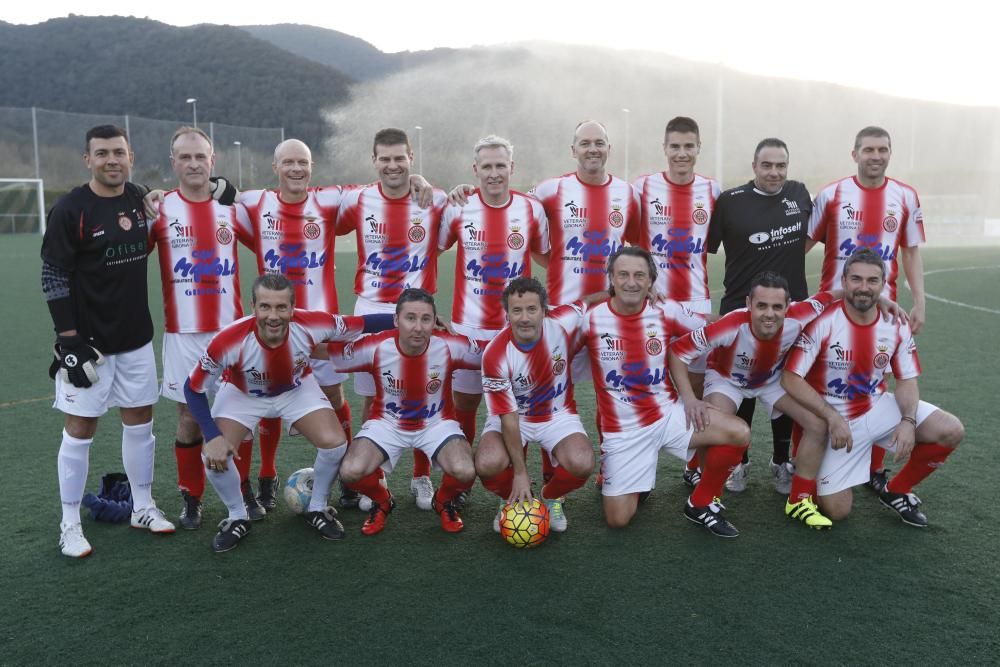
[412,448,431,478]
[870,445,888,473]
[542,465,588,500]
[481,467,513,500]
[434,472,474,508]
[175,440,205,498]
[258,418,282,479]
[235,438,253,483]
[690,445,746,506]
[886,443,953,494]
[788,474,817,503]
[348,469,390,507]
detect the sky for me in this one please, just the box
[5,0,998,107]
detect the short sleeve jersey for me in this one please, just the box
[808,176,925,301]
[531,173,640,305]
[236,187,343,313]
[148,190,247,333]
[189,310,366,398]
[671,292,834,389]
[581,300,705,433]
[481,302,586,422]
[784,302,921,420]
[40,182,153,353]
[707,180,812,313]
[438,190,550,329]
[326,331,483,431]
[336,183,446,303]
[633,172,721,301]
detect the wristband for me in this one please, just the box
[900,415,917,426]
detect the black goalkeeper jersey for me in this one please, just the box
[41,182,153,353]
[707,180,812,314]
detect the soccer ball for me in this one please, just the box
[283,468,315,515]
[499,499,550,548]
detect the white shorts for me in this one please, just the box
[703,370,786,419]
[162,332,218,402]
[482,412,589,465]
[451,322,501,395]
[352,296,396,397]
[681,298,712,374]
[211,373,333,436]
[53,342,159,417]
[355,418,466,473]
[817,393,939,497]
[310,357,348,388]
[599,402,694,496]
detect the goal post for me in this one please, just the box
[0,178,45,234]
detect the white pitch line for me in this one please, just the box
[918,265,1000,315]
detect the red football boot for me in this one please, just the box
[361,494,395,536]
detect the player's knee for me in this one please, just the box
[730,420,751,446]
[818,495,852,521]
[339,457,366,484]
[604,510,635,529]
[451,458,477,484]
[562,448,596,478]
[940,414,965,447]
[64,414,99,439]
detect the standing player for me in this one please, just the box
[183,274,395,551]
[42,125,174,558]
[581,247,751,535]
[781,249,963,526]
[322,290,483,535]
[705,138,813,494]
[235,139,352,511]
[807,126,927,490]
[336,128,448,510]
[477,278,597,533]
[148,127,259,531]
[438,135,550,447]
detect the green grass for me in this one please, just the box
[1,235,998,664]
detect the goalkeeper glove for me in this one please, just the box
[209,176,239,206]
[49,334,104,388]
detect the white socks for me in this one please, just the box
[308,445,347,512]
[58,430,92,525]
[122,421,156,510]
[205,459,249,520]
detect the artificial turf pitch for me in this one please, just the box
[1,234,997,664]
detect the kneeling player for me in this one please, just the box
[184,274,393,552]
[782,249,964,527]
[321,289,483,535]
[477,278,596,533]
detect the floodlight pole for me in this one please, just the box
[186,97,198,128]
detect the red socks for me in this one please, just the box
[433,473,474,507]
[335,402,352,443]
[690,445,746,506]
[175,438,205,499]
[412,449,431,478]
[348,469,391,507]
[788,474,817,503]
[258,417,282,479]
[456,408,477,446]
[791,422,803,459]
[685,452,699,471]
[886,443,953,494]
[481,467,513,499]
[540,449,555,484]
[542,465,588,500]
[235,438,253,483]
[870,445,887,473]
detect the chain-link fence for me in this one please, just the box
[0,106,285,232]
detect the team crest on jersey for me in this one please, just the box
[216,220,234,245]
[507,225,525,250]
[293,355,309,375]
[608,206,625,228]
[552,353,566,376]
[304,222,321,240]
[645,330,663,356]
[692,203,709,225]
[118,214,133,231]
[408,219,426,243]
[882,211,898,233]
[873,344,891,370]
[426,372,442,395]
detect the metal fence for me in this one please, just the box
[0,106,285,229]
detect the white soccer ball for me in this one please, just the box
[283,468,315,515]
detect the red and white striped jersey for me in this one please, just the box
[531,173,639,305]
[784,302,921,420]
[336,183,446,303]
[326,331,483,431]
[580,300,706,433]
[808,176,924,300]
[481,302,586,422]
[236,187,342,313]
[439,190,550,329]
[189,310,366,398]
[633,172,721,301]
[148,190,248,333]
[672,292,834,389]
